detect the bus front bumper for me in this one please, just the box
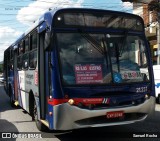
[53,96,155,130]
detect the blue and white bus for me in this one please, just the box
[3,8,155,131]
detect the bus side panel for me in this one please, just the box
[17,70,39,113]
[18,71,26,109]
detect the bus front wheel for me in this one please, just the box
[34,101,48,131]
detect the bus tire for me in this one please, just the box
[34,100,48,131]
[156,94,160,104]
[29,91,34,119]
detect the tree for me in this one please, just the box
[0,64,3,73]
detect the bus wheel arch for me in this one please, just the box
[29,90,48,131]
[29,90,35,119]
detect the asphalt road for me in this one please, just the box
[0,84,160,141]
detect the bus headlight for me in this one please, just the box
[68,99,74,105]
[145,94,149,99]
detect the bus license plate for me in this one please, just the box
[106,111,124,119]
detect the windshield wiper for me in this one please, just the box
[78,29,104,55]
[119,31,128,57]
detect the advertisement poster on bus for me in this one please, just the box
[75,64,103,84]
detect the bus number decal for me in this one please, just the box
[136,87,147,93]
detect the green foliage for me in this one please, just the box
[0,64,3,73]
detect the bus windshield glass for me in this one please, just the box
[57,33,149,85]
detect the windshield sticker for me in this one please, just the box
[75,64,103,84]
[113,73,122,83]
[121,71,143,80]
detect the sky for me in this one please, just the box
[0,0,133,62]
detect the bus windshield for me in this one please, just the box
[57,32,149,85]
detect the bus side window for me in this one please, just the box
[17,56,22,70]
[29,50,37,69]
[10,49,13,70]
[25,37,29,53]
[19,41,24,55]
[22,53,29,69]
[10,60,13,70]
[30,32,37,50]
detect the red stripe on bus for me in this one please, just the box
[48,99,68,105]
[48,98,109,106]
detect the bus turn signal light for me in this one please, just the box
[49,112,53,116]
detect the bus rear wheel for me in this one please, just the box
[33,101,48,131]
